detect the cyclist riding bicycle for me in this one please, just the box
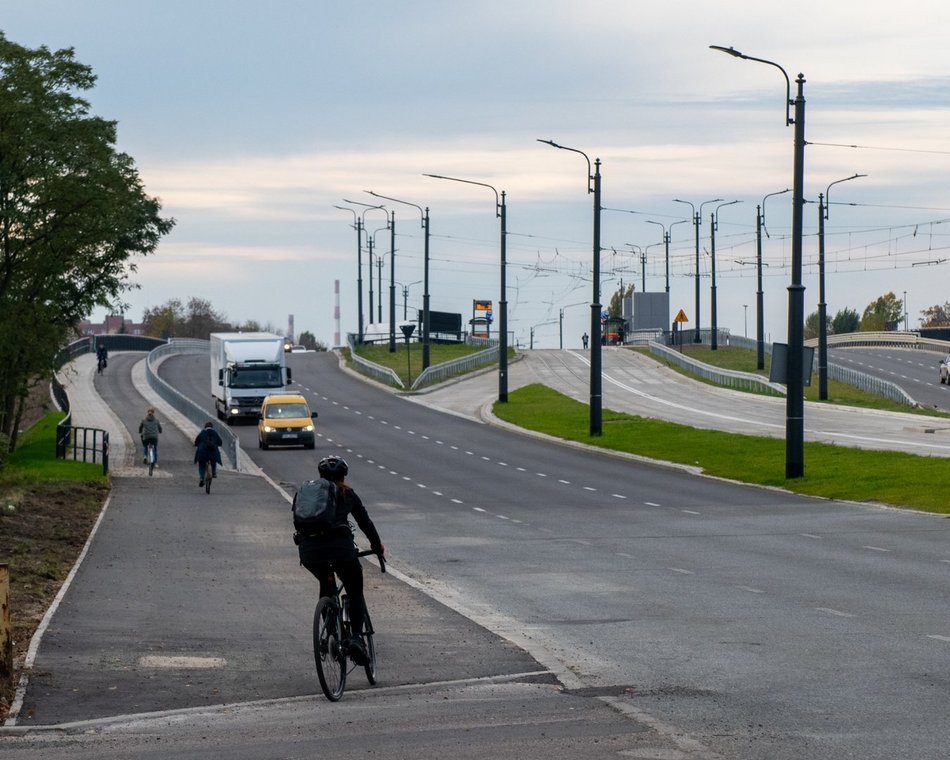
[295,455,384,665]
[194,421,223,487]
[138,407,163,465]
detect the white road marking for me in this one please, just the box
[669,568,694,575]
[863,546,890,552]
[815,607,856,618]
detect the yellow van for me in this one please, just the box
[257,393,317,450]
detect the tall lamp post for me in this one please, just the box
[674,197,723,343]
[818,173,865,399]
[539,139,603,436]
[368,191,432,370]
[423,173,509,402]
[559,301,587,349]
[710,200,741,350]
[712,44,807,479]
[335,201,386,343]
[755,189,791,369]
[646,218,689,294]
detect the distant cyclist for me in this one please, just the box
[194,421,223,487]
[295,455,384,665]
[96,343,108,374]
[138,407,162,465]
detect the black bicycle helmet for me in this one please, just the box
[318,455,348,479]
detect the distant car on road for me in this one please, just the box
[939,355,950,384]
[290,345,307,353]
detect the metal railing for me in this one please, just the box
[410,345,500,390]
[145,339,242,469]
[346,335,404,388]
[56,425,109,475]
[52,337,111,473]
[655,332,920,406]
[648,341,786,396]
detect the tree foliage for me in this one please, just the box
[0,33,173,443]
[920,302,950,327]
[297,331,328,351]
[608,283,634,318]
[859,292,903,331]
[830,307,860,335]
[142,297,229,339]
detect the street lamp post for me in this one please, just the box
[423,173,509,402]
[646,218,689,294]
[539,139,603,436]
[674,197,723,344]
[712,44,807,478]
[755,189,791,369]
[335,201,386,343]
[710,200,740,350]
[368,191,432,370]
[397,280,422,320]
[388,211,396,352]
[818,173,865,399]
[559,301,587,349]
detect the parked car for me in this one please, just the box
[257,393,317,449]
[940,355,950,384]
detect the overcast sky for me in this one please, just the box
[6,1,950,347]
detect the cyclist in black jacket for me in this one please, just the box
[295,455,383,664]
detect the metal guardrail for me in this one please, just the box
[346,334,404,388]
[345,334,504,390]
[648,341,787,396]
[410,345,500,390]
[145,339,241,469]
[660,332,923,406]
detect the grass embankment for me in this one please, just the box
[658,344,946,416]
[494,383,950,514]
[0,413,108,719]
[353,342,514,388]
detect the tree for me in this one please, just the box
[0,33,174,444]
[859,292,903,331]
[183,297,229,339]
[608,283,634,318]
[297,331,328,351]
[804,310,820,340]
[142,298,186,339]
[920,302,950,327]
[830,307,860,335]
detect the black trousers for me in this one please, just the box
[303,558,366,636]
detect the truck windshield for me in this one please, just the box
[229,367,283,388]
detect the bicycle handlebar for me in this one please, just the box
[357,548,386,573]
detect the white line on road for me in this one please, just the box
[863,546,891,552]
[815,607,856,618]
[669,567,694,575]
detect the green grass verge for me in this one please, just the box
[648,344,947,417]
[493,384,949,514]
[3,412,107,485]
[353,342,513,388]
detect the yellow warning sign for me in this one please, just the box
[674,309,689,323]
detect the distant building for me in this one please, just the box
[77,315,145,336]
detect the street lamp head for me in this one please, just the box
[537,138,560,149]
[709,44,745,59]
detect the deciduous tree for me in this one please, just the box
[0,33,173,444]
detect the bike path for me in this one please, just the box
[7,353,550,726]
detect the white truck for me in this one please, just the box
[210,332,291,423]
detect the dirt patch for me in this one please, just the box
[0,480,109,722]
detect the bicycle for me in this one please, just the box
[97,356,106,375]
[313,548,385,701]
[145,441,156,476]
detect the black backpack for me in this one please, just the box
[293,479,339,532]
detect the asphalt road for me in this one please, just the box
[828,344,950,410]
[156,351,950,759]
[8,349,950,760]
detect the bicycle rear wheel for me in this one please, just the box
[313,597,346,701]
[148,445,155,476]
[362,608,377,685]
[204,461,212,493]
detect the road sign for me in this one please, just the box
[674,309,689,323]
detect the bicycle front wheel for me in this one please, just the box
[362,608,377,685]
[313,597,346,701]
